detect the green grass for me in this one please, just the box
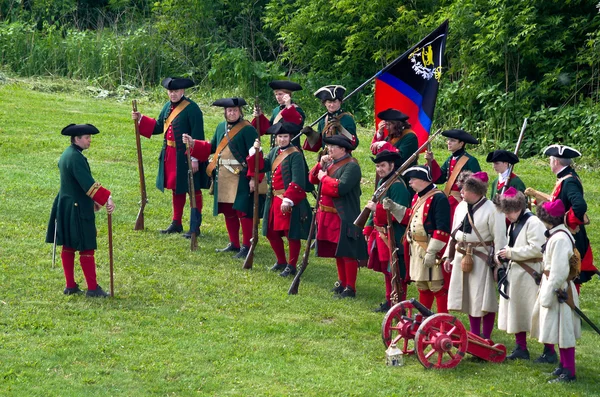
[1,78,599,396]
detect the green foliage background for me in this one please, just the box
[1,1,599,156]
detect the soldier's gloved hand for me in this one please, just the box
[382,198,407,220]
[301,126,315,136]
[424,252,437,268]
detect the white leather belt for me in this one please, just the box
[219,158,242,174]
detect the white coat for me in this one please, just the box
[446,198,507,317]
[531,224,581,348]
[498,211,546,334]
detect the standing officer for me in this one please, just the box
[302,85,359,152]
[247,122,313,276]
[209,97,260,259]
[370,108,418,167]
[251,80,306,148]
[46,124,115,297]
[308,135,368,298]
[131,77,208,238]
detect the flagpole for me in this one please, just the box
[294,20,449,139]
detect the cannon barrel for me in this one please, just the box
[409,298,435,317]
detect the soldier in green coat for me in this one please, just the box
[302,85,359,152]
[247,122,314,277]
[362,150,411,311]
[486,149,526,200]
[308,134,368,298]
[132,77,208,237]
[46,124,115,297]
[209,98,261,259]
[251,80,306,148]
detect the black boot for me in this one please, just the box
[183,210,202,238]
[534,346,558,364]
[183,229,201,239]
[160,221,183,234]
[215,243,240,253]
[86,285,109,298]
[506,346,530,360]
[373,301,391,313]
[233,245,250,259]
[336,287,356,299]
[548,369,576,383]
[279,265,297,277]
[64,284,83,295]
[330,281,344,295]
[270,262,287,272]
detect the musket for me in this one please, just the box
[108,212,114,297]
[386,210,404,305]
[185,142,199,251]
[289,168,325,295]
[52,219,57,267]
[354,129,442,229]
[524,187,552,204]
[556,288,600,336]
[243,102,262,270]
[500,118,528,195]
[133,100,147,230]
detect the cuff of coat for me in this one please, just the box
[308,163,322,184]
[432,230,450,244]
[246,151,265,178]
[251,114,270,135]
[280,106,303,125]
[321,176,340,197]
[87,183,111,206]
[429,159,442,182]
[138,115,156,138]
[284,182,306,204]
[374,203,391,224]
[566,208,584,228]
[363,225,373,237]
[189,140,212,162]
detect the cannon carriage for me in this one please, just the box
[382,299,506,369]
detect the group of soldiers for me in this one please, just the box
[47,77,596,383]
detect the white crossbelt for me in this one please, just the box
[218,158,242,174]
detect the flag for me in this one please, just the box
[375,20,449,146]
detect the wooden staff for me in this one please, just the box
[386,210,403,305]
[243,98,262,270]
[108,213,114,297]
[133,100,147,230]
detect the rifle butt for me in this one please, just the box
[191,234,198,251]
[134,210,144,231]
[243,244,255,269]
[354,208,371,229]
[288,275,300,295]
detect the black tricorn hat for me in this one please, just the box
[486,150,519,164]
[161,77,195,90]
[212,97,248,108]
[543,144,581,159]
[269,80,302,92]
[61,124,100,136]
[442,129,479,145]
[377,108,409,122]
[323,134,354,150]
[403,165,432,182]
[266,122,302,136]
[314,85,346,101]
[371,149,403,166]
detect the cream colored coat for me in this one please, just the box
[445,199,507,317]
[498,211,546,334]
[531,224,581,348]
[407,201,443,282]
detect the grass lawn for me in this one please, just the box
[1,78,599,396]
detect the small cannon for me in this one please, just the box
[381,299,506,369]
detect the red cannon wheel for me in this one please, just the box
[415,313,468,369]
[381,300,421,355]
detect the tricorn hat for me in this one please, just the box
[314,85,346,101]
[403,165,432,182]
[266,122,302,136]
[377,108,409,122]
[323,134,354,150]
[486,150,519,164]
[371,149,403,166]
[269,80,302,92]
[61,124,100,136]
[442,129,479,145]
[161,77,195,90]
[212,97,248,108]
[543,144,581,159]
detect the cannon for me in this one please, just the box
[381,298,506,369]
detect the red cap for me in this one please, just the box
[472,171,489,183]
[502,186,518,198]
[542,199,566,217]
